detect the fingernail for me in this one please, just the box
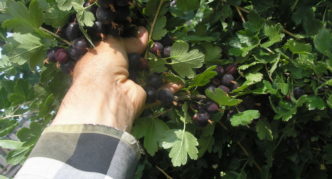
[137,27,145,37]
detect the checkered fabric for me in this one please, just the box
[15,124,141,179]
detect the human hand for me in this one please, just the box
[52,27,150,131]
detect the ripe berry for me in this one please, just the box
[160,35,173,46]
[145,87,156,103]
[150,42,164,56]
[96,7,115,23]
[55,48,69,63]
[225,64,237,75]
[221,74,234,86]
[68,47,85,61]
[157,89,174,106]
[65,22,81,41]
[193,112,209,127]
[60,61,75,74]
[206,85,215,92]
[206,101,219,113]
[211,78,221,86]
[218,85,230,93]
[47,47,59,62]
[73,38,88,51]
[163,46,171,57]
[216,66,224,76]
[294,87,305,99]
[147,73,163,89]
[128,53,141,70]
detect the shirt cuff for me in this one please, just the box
[15,124,142,179]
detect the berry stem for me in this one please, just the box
[39,27,71,46]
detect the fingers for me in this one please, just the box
[123,26,149,54]
[162,83,183,94]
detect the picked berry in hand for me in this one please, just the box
[157,89,174,106]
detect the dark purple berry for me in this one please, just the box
[55,48,69,63]
[163,46,171,57]
[193,112,209,127]
[47,47,59,62]
[73,38,88,51]
[93,21,105,34]
[157,89,174,106]
[65,22,81,41]
[216,66,224,76]
[221,74,234,86]
[145,87,156,103]
[96,7,115,23]
[60,61,75,74]
[128,53,141,70]
[206,85,215,92]
[160,35,173,46]
[294,87,305,99]
[68,47,85,61]
[225,64,237,75]
[150,42,163,56]
[218,85,230,93]
[206,101,219,113]
[211,78,221,86]
[147,73,163,89]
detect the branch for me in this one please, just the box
[235,6,246,23]
[40,27,71,46]
[155,165,173,179]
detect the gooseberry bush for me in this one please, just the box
[0,0,332,178]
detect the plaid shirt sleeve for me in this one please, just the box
[15,124,142,179]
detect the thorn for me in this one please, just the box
[43,59,49,65]
[109,4,116,12]
[208,119,214,124]
[56,62,61,69]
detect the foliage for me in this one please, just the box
[0,0,332,178]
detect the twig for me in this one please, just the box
[155,165,173,179]
[236,141,262,172]
[39,27,71,46]
[235,6,246,23]
[148,0,164,42]
[1,114,22,120]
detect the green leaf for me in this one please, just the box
[229,30,260,57]
[56,0,84,11]
[202,44,222,63]
[261,23,284,48]
[274,101,297,121]
[256,120,273,141]
[284,39,312,54]
[170,41,204,78]
[232,73,263,93]
[205,88,242,107]
[149,58,167,73]
[189,66,217,88]
[17,122,43,142]
[324,144,332,164]
[161,129,199,167]
[44,6,70,27]
[176,0,200,11]
[0,119,18,137]
[132,118,169,156]
[152,16,167,40]
[230,110,260,126]
[29,0,43,28]
[243,12,265,33]
[0,140,23,150]
[304,96,326,110]
[73,2,95,27]
[252,80,278,95]
[6,145,33,165]
[314,28,332,58]
[327,95,332,109]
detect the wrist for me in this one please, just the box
[52,82,135,132]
